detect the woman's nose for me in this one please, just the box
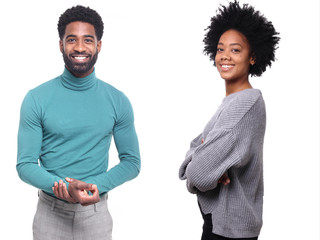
[221,52,231,61]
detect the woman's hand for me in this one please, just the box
[218,173,230,185]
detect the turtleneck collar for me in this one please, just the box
[60,68,97,91]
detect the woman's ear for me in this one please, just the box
[250,53,256,65]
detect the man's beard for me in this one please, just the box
[63,50,98,75]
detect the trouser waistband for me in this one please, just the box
[39,190,108,212]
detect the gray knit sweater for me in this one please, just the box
[179,89,266,238]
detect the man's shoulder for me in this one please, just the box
[97,79,128,100]
[98,79,121,92]
[30,77,60,95]
[97,80,134,115]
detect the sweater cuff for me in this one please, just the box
[179,156,192,180]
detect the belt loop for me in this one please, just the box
[51,201,55,211]
[94,203,97,212]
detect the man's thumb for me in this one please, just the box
[65,177,73,183]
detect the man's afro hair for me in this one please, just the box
[58,5,104,41]
[203,0,280,76]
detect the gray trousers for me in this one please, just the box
[33,191,113,240]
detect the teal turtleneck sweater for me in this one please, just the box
[17,68,141,196]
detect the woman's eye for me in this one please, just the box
[217,48,224,52]
[232,49,240,53]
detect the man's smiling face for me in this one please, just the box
[60,21,102,78]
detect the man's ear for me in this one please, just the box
[97,40,102,53]
[59,39,64,53]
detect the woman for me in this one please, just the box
[179,1,280,239]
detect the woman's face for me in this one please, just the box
[215,29,255,83]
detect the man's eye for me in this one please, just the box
[85,39,93,43]
[67,39,76,43]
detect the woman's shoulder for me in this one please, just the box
[218,89,264,129]
[226,88,262,106]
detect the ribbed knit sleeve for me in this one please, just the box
[184,129,237,193]
[179,133,202,180]
[179,89,264,193]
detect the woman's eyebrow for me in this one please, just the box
[218,42,242,47]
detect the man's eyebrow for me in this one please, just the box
[65,34,95,38]
[84,35,95,38]
[66,34,77,38]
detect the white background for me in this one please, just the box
[1,0,319,239]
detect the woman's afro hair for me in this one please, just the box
[203,0,280,76]
[58,5,104,41]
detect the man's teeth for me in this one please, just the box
[74,56,87,60]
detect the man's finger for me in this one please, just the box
[62,183,76,203]
[67,178,93,191]
[75,181,94,191]
[55,181,62,198]
[65,177,73,183]
[58,180,64,198]
[79,185,100,206]
[79,195,100,206]
[92,185,100,196]
[52,181,59,197]
[91,185,100,201]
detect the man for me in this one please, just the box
[17,5,141,240]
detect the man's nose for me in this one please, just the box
[74,41,86,53]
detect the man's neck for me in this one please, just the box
[66,66,94,78]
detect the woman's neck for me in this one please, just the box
[225,79,252,96]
